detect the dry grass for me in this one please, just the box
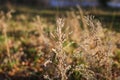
[0,8,120,80]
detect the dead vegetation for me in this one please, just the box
[0,8,120,80]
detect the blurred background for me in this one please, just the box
[0,0,120,8]
[0,0,119,31]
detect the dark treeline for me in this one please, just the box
[0,0,48,6]
[0,0,111,7]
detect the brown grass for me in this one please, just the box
[0,9,120,80]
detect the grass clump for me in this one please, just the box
[0,8,119,80]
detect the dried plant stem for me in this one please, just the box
[77,6,88,31]
[56,18,67,80]
[3,25,11,61]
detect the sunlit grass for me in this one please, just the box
[0,6,119,79]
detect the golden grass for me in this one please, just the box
[0,8,120,80]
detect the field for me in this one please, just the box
[0,6,120,80]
